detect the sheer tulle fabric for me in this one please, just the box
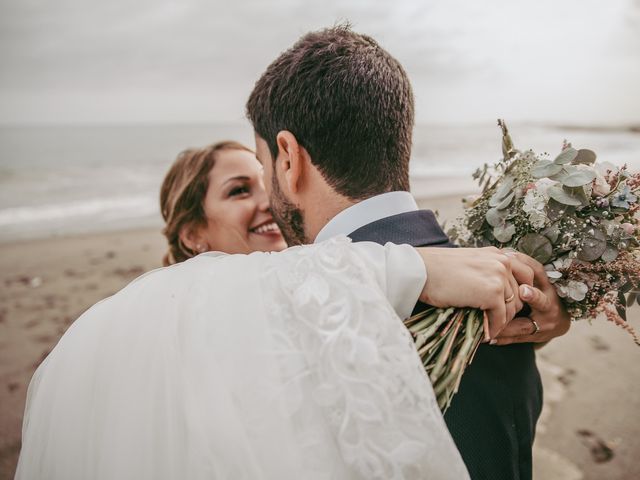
[16,237,468,479]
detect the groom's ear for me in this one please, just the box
[275,130,308,197]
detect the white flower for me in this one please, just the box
[522,189,547,229]
[523,189,545,211]
[552,256,573,270]
[529,212,547,229]
[557,280,589,301]
[594,161,617,177]
[544,264,563,282]
[603,221,617,236]
[533,178,555,197]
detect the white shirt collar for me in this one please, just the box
[314,191,418,244]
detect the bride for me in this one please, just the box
[15,142,513,479]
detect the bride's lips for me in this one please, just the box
[249,219,282,237]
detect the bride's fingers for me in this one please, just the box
[506,276,522,321]
[505,253,535,287]
[499,257,521,325]
[486,295,507,339]
[485,254,515,339]
[483,311,490,343]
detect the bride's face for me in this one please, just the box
[199,149,287,254]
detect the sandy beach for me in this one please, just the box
[1,192,638,479]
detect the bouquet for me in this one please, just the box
[405,120,640,411]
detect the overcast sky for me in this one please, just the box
[1,0,639,125]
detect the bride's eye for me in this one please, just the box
[229,185,250,197]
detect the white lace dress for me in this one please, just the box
[16,237,469,480]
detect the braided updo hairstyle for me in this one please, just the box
[159,141,253,266]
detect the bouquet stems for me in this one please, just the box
[404,307,485,411]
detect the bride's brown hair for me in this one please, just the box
[160,141,253,266]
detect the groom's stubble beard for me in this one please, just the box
[269,171,308,246]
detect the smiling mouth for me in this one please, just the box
[249,221,281,235]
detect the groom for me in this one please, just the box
[247,26,570,479]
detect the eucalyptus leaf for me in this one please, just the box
[561,169,596,187]
[532,160,563,178]
[489,193,502,207]
[496,191,515,210]
[577,228,607,262]
[572,149,597,165]
[502,131,515,159]
[553,147,578,165]
[485,207,508,227]
[627,292,638,307]
[517,233,553,264]
[564,186,590,205]
[548,185,583,206]
[493,223,516,243]
[546,198,574,222]
[541,224,560,243]
[548,168,570,183]
[493,177,515,201]
[601,246,618,263]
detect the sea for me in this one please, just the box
[1,123,639,243]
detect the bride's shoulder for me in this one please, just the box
[126,251,230,286]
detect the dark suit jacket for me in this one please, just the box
[349,209,542,480]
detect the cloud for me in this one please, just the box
[0,0,638,125]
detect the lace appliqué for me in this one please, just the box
[261,237,452,479]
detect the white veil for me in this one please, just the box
[16,237,468,479]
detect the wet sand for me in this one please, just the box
[0,228,167,478]
[0,192,638,479]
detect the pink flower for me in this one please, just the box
[592,171,611,197]
[622,223,636,235]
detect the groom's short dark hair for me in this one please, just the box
[246,24,413,200]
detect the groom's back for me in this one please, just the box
[349,210,542,480]
[247,26,542,478]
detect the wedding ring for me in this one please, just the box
[530,319,540,335]
[505,293,515,303]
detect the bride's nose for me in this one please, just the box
[255,187,270,212]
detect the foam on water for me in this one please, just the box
[1,123,638,242]
[0,196,157,226]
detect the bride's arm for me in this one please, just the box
[415,246,518,338]
[352,240,518,333]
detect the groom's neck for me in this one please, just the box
[303,193,357,244]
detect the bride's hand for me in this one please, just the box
[416,246,522,340]
[492,252,571,346]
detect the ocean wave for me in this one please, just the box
[409,162,475,179]
[0,195,158,227]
